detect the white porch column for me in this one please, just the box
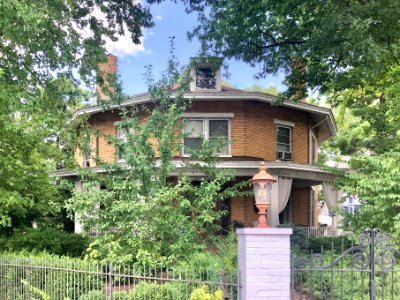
[74,180,83,234]
[74,181,101,234]
[237,228,293,300]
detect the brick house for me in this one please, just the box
[52,55,338,233]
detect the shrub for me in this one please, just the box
[277,225,309,252]
[2,253,102,300]
[179,232,237,271]
[129,282,186,300]
[189,285,223,300]
[113,291,130,299]
[308,236,353,253]
[0,228,91,257]
[78,290,105,300]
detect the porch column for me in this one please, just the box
[237,228,293,299]
[74,180,83,234]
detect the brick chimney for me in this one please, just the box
[289,57,307,103]
[96,53,117,103]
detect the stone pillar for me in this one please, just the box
[236,228,293,300]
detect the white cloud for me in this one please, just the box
[155,15,162,20]
[76,6,147,57]
[105,30,146,57]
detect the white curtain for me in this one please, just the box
[269,176,292,226]
[322,181,344,211]
[278,177,293,213]
[322,181,344,228]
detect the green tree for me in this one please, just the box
[0,0,156,230]
[174,0,400,100]
[243,84,278,96]
[67,57,249,265]
[337,152,400,236]
[322,73,400,233]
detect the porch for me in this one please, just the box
[227,161,341,229]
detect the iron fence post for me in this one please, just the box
[369,229,376,300]
[27,258,31,300]
[109,262,113,300]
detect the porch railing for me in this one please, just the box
[305,226,351,238]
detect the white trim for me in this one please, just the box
[181,112,234,118]
[48,159,337,180]
[276,124,292,160]
[274,119,295,127]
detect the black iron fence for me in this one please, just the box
[0,255,238,299]
[291,228,400,300]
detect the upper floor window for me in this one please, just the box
[115,122,134,161]
[82,131,91,167]
[196,67,216,90]
[276,125,292,161]
[182,116,231,156]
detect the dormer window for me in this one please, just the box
[189,58,222,92]
[196,67,216,89]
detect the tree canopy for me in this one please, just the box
[0,0,155,230]
[68,58,249,264]
[178,0,400,100]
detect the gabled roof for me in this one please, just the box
[73,89,337,142]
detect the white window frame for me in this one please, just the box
[114,121,134,162]
[181,113,233,157]
[276,124,293,161]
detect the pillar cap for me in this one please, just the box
[236,228,293,235]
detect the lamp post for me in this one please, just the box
[251,162,276,228]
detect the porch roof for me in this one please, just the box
[49,159,337,185]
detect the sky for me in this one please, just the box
[107,1,286,96]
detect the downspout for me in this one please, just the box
[309,116,328,164]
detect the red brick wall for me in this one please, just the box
[230,194,258,227]
[291,187,310,226]
[75,100,311,167]
[96,54,117,102]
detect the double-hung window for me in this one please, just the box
[182,114,232,156]
[115,121,134,161]
[275,119,293,161]
[183,119,204,153]
[82,131,91,167]
[116,126,128,160]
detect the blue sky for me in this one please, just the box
[108,1,286,96]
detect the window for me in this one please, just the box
[183,118,230,156]
[183,119,204,152]
[196,67,216,89]
[115,123,134,160]
[209,120,229,155]
[82,132,91,167]
[276,125,292,161]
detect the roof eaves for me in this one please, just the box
[71,90,337,136]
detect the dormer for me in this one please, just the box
[189,57,222,92]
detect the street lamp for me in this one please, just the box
[251,162,276,228]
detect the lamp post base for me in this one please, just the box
[255,203,271,228]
